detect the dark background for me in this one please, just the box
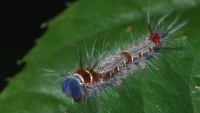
[0,0,77,92]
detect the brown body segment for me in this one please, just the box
[148,33,161,45]
[85,68,98,84]
[148,47,152,52]
[121,51,133,63]
[101,51,135,79]
[106,71,112,77]
[75,69,91,86]
[114,67,119,72]
[138,52,143,57]
[101,52,133,79]
[75,68,99,86]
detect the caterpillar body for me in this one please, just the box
[61,8,187,102]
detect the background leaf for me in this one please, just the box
[1,0,200,113]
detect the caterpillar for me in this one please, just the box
[61,8,187,102]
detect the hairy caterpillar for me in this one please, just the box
[61,8,187,102]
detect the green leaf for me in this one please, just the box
[1,0,200,113]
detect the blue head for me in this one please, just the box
[62,76,83,101]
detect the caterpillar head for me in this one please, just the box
[62,76,84,101]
